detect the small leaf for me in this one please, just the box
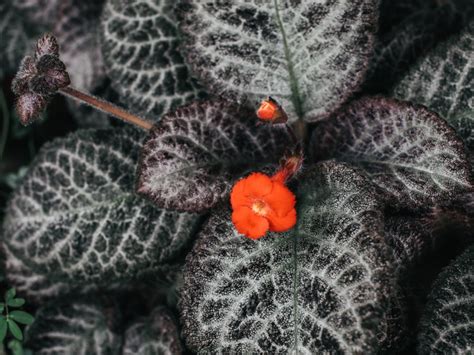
[180,161,400,353]
[25,298,122,354]
[8,319,23,341]
[310,96,472,210]
[178,0,378,122]
[137,100,294,212]
[5,288,16,302]
[123,307,182,355]
[7,339,23,355]
[10,311,34,325]
[0,316,7,342]
[2,128,201,284]
[7,298,26,308]
[393,22,474,150]
[417,245,474,354]
[101,0,204,121]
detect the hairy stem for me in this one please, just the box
[292,119,308,145]
[59,86,153,131]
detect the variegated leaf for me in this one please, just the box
[1,127,201,285]
[26,298,122,354]
[310,97,472,210]
[178,0,378,122]
[101,0,204,121]
[180,162,399,353]
[11,0,60,28]
[137,100,294,212]
[366,0,474,93]
[417,245,474,355]
[123,307,183,355]
[393,22,474,150]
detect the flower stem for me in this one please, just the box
[59,86,153,131]
[291,119,307,145]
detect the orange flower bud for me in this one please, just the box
[256,97,288,124]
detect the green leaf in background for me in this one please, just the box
[5,288,16,302]
[0,303,4,313]
[7,339,24,355]
[7,319,23,341]
[10,311,34,325]
[0,316,7,342]
[7,298,26,308]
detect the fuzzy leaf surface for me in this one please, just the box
[55,0,107,92]
[393,23,474,151]
[137,100,294,212]
[417,245,474,354]
[123,307,182,355]
[366,0,474,93]
[178,0,377,122]
[26,299,122,354]
[2,127,201,284]
[180,161,397,353]
[310,97,472,210]
[101,0,204,121]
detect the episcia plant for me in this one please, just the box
[1,1,473,353]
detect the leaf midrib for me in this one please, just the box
[274,0,304,120]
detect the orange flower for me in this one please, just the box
[230,172,297,239]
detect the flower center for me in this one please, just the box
[251,200,268,216]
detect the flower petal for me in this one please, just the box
[230,178,249,209]
[268,208,297,232]
[243,173,273,198]
[232,206,269,239]
[265,182,296,216]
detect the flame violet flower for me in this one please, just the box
[230,169,297,240]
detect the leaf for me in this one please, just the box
[54,0,107,92]
[0,2,37,77]
[5,288,16,302]
[366,0,474,93]
[7,339,23,355]
[25,298,122,354]
[100,0,205,121]
[8,319,23,341]
[393,22,474,151]
[137,100,294,212]
[180,161,400,353]
[177,0,378,122]
[123,307,182,355]
[10,311,34,325]
[417,245,474,354]
[2,127,202,284]
[310,97,472,210]
[0,316,7,343]
[7,298,26,308]
[11,0,61,28]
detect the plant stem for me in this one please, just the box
[291,119,307,145]
[59,86,153,131]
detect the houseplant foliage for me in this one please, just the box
[0,0,473,354]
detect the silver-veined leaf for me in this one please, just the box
[417,245,474,354]
[393,22,474,151]
[178,0,378,122]
[137,100,294,212]
[26,298,122,354]
[101,0,204,121]
[180,161,400,353]
[2,127,201,285]
[310,97,472,210]
[123,307,182,355]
